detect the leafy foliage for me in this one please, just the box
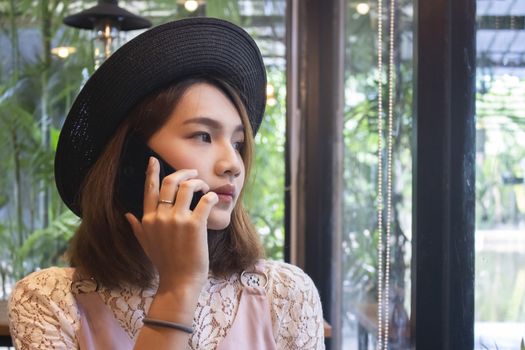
[475,76,525,229]
[0,0,93,297]
[244,66,286,260]
[475,76,525,323]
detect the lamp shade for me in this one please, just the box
[63,0,151,31]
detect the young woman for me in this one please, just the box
[8,17,324,349]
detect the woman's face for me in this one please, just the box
[147,82,246,230]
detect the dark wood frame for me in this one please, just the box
[285,0,345,347]
[411,0,476,348]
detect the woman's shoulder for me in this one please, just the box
[11,266,75,297]
[263,259,312,280]
[8,267,80,348]
[9,266,77,314]
[260,260,325,348]
[261,259,318,295]
[9,267,78,321]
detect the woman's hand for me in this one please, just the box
[125,157,219,293]
[129,157,217,349]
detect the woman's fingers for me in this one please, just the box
[192,191,219,221]
[173,179,210,212]
[156,169,198,211]
[143,157,201,215]
[143,157,160,214]
[140,158,217,227]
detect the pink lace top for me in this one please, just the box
[8,260,325,349]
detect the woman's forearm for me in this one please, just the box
[133,285,200,349]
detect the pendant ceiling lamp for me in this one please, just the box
[63,0,152,68]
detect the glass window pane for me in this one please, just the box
[342,0,413,349]
[475,1,525,348]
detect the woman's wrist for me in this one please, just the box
[157,275,206,299]
[148,283,202,325]
[142,318,193,333]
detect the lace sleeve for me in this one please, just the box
[266,261,325,350]
[8,267,80,350]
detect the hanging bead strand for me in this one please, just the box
[376,0,385,347]
[377,0,396,348]
[383,0,396,346]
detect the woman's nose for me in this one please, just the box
[215,143,242,177]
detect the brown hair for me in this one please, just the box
[68,77,264,288]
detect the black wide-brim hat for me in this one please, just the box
[55,17,267,217]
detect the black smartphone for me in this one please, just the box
[117,135,204,218]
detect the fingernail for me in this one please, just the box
[149,156,155,167]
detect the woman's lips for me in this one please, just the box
[216,193,233,203]
[211,184,236,203]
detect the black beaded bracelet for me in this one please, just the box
[142,317,193,334]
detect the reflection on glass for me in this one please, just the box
[475,1,525,348]
[342,0,413,349]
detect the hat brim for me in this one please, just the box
[55,17,267,217]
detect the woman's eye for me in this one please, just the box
[195,132,211,143]
[233,141,245,151]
